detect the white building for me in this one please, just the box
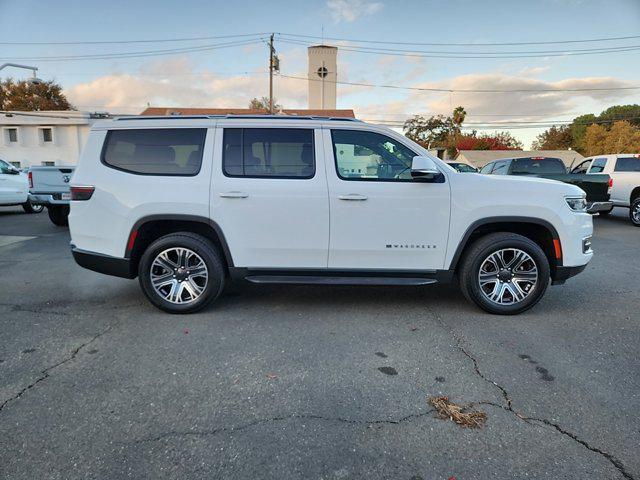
[308,45,337,110]
[0,111,107,169]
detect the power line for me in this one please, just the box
[0,32,269,46]
[278,37,640,59]
[1,38,265,62]
[278,32,640,47]
[277,73,640,93]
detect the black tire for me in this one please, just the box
[630,197,640,227]
[47,205,69,226]
[22,201,44,214]
[458,232,550,315]
[138,232,225,314]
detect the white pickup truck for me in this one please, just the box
[571,154,640,226]
[0,158,43,213]
[28,165,75,226]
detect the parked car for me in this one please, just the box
[69,115,593,315]
[28,165,76,226]
[0,159,43,213]
[479,156,612,214]
[446,161,478,173]
[570,154,640,226]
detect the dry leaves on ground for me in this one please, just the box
[429,395,487,429]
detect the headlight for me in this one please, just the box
[565,196,587,212]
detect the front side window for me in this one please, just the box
[331,129,417,181]
[491,160,511,175]
[479,163,494,174]
[0,159,13,174]
[614,156,640,172]
[571,160,591,174]
[102,128,206,176]
[223,128,314,178]
[588,158,607,173]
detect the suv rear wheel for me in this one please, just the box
[630,197,640,227]
[459,232,550,315]
[47,205,69,226]
[138,232,225,314]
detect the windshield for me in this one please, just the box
[511,157,566,175]
[449,162,477,173]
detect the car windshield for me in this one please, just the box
[511,157,566,174]
[450,162,477,173]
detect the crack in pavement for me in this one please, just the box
[0,325,113,415]
[432,314,634,480]
[133,409,437,444]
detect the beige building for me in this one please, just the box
[0,111,106,168]
[456,150,585,169]
[307,45,337,110]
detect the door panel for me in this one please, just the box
[210,127,329,268]
[324,128,451,270]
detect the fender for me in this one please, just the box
[448,216,561,270]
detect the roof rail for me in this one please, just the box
[114,114,361,122]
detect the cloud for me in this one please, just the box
[327,0,383,23]
[65,57,309,113]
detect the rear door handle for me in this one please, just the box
[219,191,248,199]
[338,194,368,201]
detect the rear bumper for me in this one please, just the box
[71,246,135,279]
[552,264,587,285]
[29,193,70,205]
[586,201,613,214]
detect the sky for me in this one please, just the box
[1,0,640,147]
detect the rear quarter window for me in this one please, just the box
[102,128,206,176]
[614,156,640,172]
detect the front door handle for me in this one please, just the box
[219,191,248,198]
[338,194,368,201]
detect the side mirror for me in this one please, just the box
[411,156,440,180]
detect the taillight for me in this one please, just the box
[608,178,613,189]
[28,171,33,189]
[70,185,95,201]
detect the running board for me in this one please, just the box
[244,275,438,286]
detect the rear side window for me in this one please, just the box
[588,158,607,173]
[614,156,640,172]
[223,128,315,178]
[102,128,206,176]
[479,163,494,174]
[491,160,510,175]
[511,157,566,174]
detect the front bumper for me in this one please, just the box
[586,201,613,214]
[552,264,588,285]
[29,193,70,205]
[71,245,135,279]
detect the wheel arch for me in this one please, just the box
[126,215,233,277]
[630,186,640,204]
[449,216,561,276]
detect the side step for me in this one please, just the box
[244,275,438,286]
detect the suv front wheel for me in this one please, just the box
[630,197,640,227]
[459,232,550,315]
[138,232,225,314]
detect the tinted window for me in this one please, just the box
[511,157,566,174]
[103,129,206,175]
[331,129,417,181]
[588,158,607,173]
[614,156,640,172]
[491,160,510,175]
[479,163,494,174]
[223,128,314,178]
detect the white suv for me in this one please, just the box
[69,115,593,315]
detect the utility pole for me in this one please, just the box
[269,33,274,114]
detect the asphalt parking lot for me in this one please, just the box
[0,207,638,480]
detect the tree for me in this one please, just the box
[403,106,466,156]
[248,96,281,111]
[532,125,573,150]
[584,121,640,155]
[0,78,74,111]
[456,131,523,151]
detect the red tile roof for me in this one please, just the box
[140,107,355,118]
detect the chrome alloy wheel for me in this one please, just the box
[150,248,208,304]
[478,248,538,305]
[632,202,640,223]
